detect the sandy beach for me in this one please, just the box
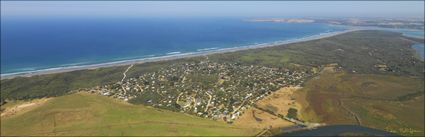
[0,29,359,80]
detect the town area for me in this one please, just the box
[81,59,310,123]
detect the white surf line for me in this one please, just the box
[1,29,356,80]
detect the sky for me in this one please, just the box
[1,1,424,18]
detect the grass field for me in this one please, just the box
[255,87,302,118]
[233,87,301,130]
[298,68,424,136]
[0,92,258,136]
[345,96,424,135]
[233,108,294,129]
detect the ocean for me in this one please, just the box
[1,17,348,75]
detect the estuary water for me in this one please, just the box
[412,44,425,60]
[1,17,347,75]
[277,125,401,137]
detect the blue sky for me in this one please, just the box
[1,1,424,18]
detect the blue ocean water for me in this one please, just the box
[1,17,347,74]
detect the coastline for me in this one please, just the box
[0,29,359,80]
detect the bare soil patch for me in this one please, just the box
[1,98,50,118]
[234,86,303,129]
[233,108,293,129]
[256,86,302,116]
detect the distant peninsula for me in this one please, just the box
[246,18,315,23]
[246,17,425,30]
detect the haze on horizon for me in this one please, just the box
[1,1,424,19]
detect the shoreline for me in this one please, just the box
[1,29,359,80]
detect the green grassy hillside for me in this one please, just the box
[0,93,258,136]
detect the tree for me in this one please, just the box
[287,108,298,119]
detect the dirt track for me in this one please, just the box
[1,98,50,118]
